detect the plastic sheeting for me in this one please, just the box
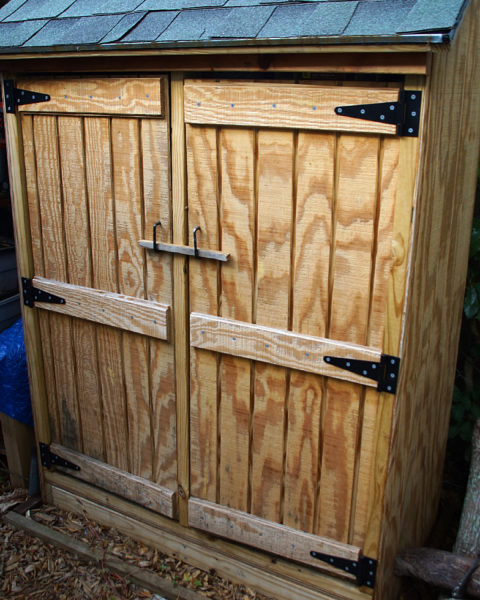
[0,318,32,426]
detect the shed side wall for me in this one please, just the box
[377,0,480,597]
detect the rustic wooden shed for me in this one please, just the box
[1,0,479,597]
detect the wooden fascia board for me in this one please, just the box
[0,47,431,75]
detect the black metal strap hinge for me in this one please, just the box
[22,278,65,308]
[334,90,422,137]
[3,80,50,114]
[324,353,400,395]
[311,551,377,589]
[39,443,80,471]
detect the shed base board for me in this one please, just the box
[44,473,373,600]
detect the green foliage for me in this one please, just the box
[449,206,480,449]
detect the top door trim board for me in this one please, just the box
[16,77,165,116]
[184,81,401,134]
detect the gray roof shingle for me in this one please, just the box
[0,0,470,52]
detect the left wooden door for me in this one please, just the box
[18,77,178,518]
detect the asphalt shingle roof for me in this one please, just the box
[0,0,469,52]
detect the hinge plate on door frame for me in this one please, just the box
[3,80,50,114]
[22,277,66,308]
[334,90,422,137]
[324,354,400,394]
[39,443,80,471]
[310,551,377,589]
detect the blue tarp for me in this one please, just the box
[0,318,32,426]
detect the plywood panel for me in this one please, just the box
[316,134,379,543]
[141,118,177,490]
[251,130,293,522]
[17,77,164,116]
[218,127,255,512]
[184,82,399,135]
[283,132,334,531]
[112,117,152,480]
[84,116,128,473]
[187,124,220,502]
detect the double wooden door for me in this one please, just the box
[20,75,412,580]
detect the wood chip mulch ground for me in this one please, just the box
[0,483,274,600]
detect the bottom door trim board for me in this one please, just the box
[188,497,360,577]
[47,443,176,519]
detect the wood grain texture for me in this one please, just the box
[31,277,170,340]
[351,137,400,550]
[171,73,190,524]
[50,443,176,518]
[58,115,104,461]
[84,116,128,472]
[250,130,293,522]
[184,82,399,134]
[20,113,60,444]
[187,124,219,504]
[316,134,379,543]
[17,77,164,116]
[142,116,177,491]
[283,132,334,531]
[191,313,381,385]
[112,116,152,480]
[33,115,81,452]
[218,127,255,512]
[377,4,480,595]
[188,497,360,572]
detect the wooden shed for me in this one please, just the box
[1,0,479,597]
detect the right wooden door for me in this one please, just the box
[184,79,413,580]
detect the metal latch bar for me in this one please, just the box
[39,443,80,471]
[311,551,377,589]
[323,354,400,394]
[22,277,66,308]
[3,80,50,114]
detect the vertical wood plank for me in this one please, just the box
[316,134,379,542]
[58,116,104,462]
[171,73,190,524]
[218,128,255,512]
[112,117,152,480]
[142,117,177,490]
[283,132,334,532]
[21,115,60,444]
[84,117,128,472]
[350,137,400,549]
[187,124,219,503]
[251,129,294,522]
[34,115,81,451]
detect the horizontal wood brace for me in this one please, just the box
[30,276,170,341]
[184,82,400,134]
[188,497,361,576]
[16,77,165,116]
[138,239,229,262]
[48,444,177,519]
[190,313,382,388]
